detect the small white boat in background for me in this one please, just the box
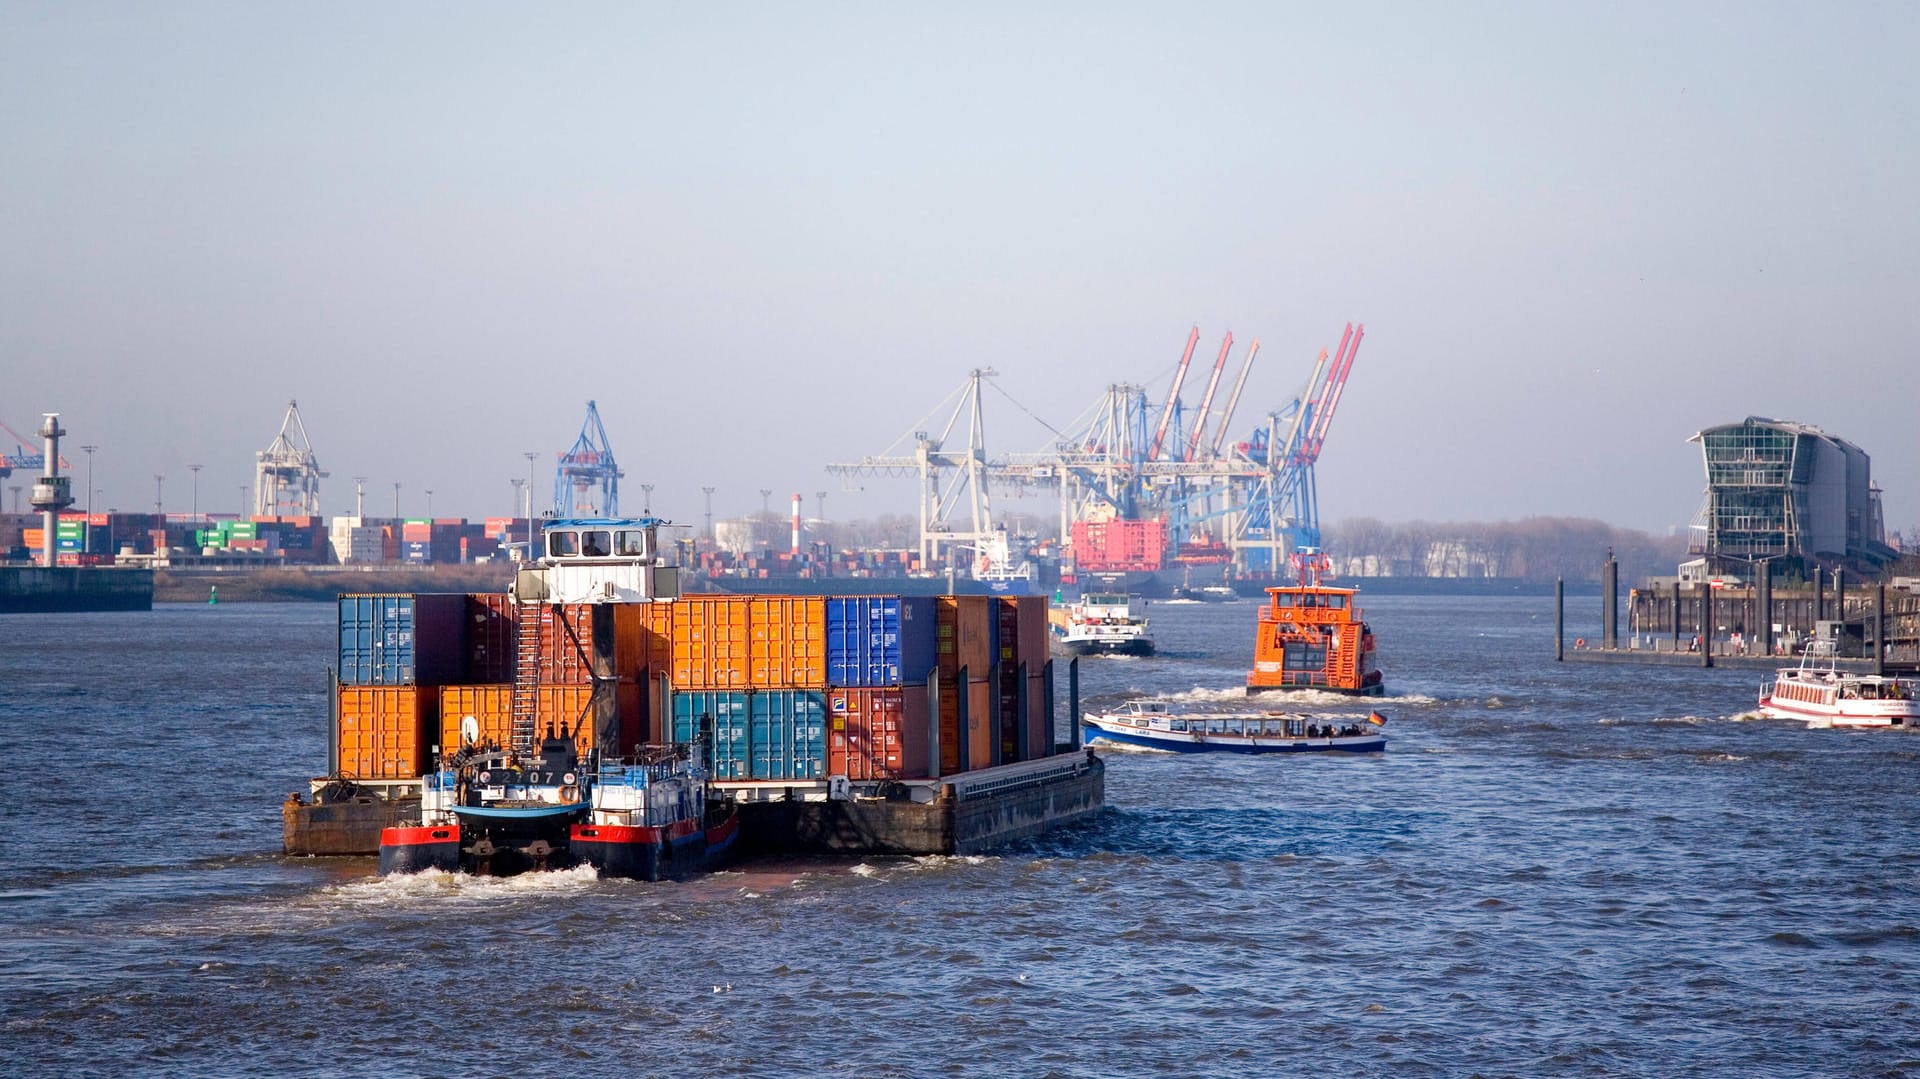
[1757,645,1920,730]
[1082,699,1386,753]
[1050,592,1155,657]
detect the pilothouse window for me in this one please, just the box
[581,531,612,557]
[548,531,579,557]
[616,530,650,556]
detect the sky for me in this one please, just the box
[2,2,1914,537]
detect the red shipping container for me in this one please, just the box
[828,687,908,781]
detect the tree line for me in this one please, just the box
[1321,516,1689,585]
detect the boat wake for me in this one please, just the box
[338,863,604,906]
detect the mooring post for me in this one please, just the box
[1069,657,1082,748]
[1834,569,1845,638]
[1672,580,1683,652]
[1603,558,1618,650]
[1555,578,1565,661]
[1701,584,1713,668]
[1757,561,1774,657]
[1875,585,1886,675]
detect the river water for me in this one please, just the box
[4,595,1917,1078]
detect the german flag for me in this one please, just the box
[1366,711,1387,726]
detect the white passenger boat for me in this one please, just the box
[1050,592,1155,657]
[1756,646,1920,730]
[1082,699,1386,753]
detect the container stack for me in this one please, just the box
[333,589,1054,787]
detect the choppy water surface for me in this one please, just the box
[4,596,1917,1077]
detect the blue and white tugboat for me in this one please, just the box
[378,730,738,879]
[1082,698,1386,753]
[378,514,739,878]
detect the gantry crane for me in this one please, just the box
[825,323,1364,583]
[255,400,326,517]
[553,400,622,518]
[0,417,71,482]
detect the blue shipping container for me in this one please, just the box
[337,593,467,686]
[749,690,828,780]
[671,690,751,779]
[824,596,938,688]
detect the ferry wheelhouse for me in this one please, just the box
[1757,646,1920,730]
[1246,551,1382,696]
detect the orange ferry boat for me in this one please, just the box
[1246,552,1383,697]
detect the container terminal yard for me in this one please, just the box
[2,324,1370,607]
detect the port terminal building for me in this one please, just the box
[1684,416,1896,583]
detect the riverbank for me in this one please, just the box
[155,564,513,602]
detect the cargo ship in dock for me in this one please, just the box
[285,516,1104,871]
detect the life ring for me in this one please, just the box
[1575,637,1586,650]
[559,783,581,804]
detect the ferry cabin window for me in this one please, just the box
[1207,719,1228,734]
[1273,594,1297,608]
[548,531,579,557]
[1223,719,1243,735]
[1169,719,1188,732]
[1283,644,1328,670]
[1325,595,1348,610]
[581,531,612,557]
[616,530,649,556]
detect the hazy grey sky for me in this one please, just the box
[4,3,1914,536]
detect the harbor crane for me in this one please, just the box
[255,400,326,517]
[552,400,622,518]
[826,369,1015,571]
[0,417,71,481]
[826,322,1364,583]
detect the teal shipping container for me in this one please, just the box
[671,690,751,780]
[749,690,828,780]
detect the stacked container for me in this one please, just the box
[935,596,996,773]
[822,596,938,779]
[335,594,469,778]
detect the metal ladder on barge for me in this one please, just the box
[510,598,546,757]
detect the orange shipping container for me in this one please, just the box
[671,595,752,689]
[612,601,674,679]
[336,685,433,780]
[748,596,826,688]
[935,596,995,680]
[438,683,599,758]
[935,677,993,775]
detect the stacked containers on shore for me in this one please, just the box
[823,597,939,780]
[335,594,467,779]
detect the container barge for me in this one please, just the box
[284,516,1103,868]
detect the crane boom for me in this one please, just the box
[1209,338,1259,458]
[1299,323,1363,462]
[1146,327,1199,462]
[1184,332,1232,462]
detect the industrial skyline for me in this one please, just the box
[3,5,1914,536]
